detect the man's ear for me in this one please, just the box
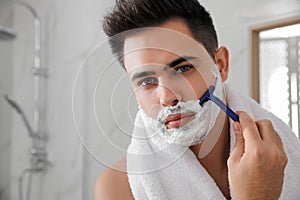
[214,46,229,82]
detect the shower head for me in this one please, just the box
[0,26,16,40]
[4,94,35,137]
[4,95,22,114]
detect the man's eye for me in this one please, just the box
[174,65,193,73]
[139,77,157,87]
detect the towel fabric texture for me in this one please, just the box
[127,84,300,200]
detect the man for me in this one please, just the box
[94,0,300,199]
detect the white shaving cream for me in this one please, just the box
[139,68,224,147]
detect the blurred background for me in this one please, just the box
[0,0,299,199]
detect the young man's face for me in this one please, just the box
[123,19,228,128]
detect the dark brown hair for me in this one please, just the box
[102,0,218,68]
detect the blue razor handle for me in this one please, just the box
[199,86,239,122]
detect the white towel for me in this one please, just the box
[127,84,300,200]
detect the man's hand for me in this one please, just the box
[228,112,288,200]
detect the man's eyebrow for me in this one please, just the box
[130,56,197,82]
[131,71,156,82]
[165,56,197,70]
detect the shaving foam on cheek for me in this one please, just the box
[139,66,223,147]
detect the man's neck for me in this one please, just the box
[190,111,230,165]
[189,111,231,198]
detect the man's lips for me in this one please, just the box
[164,112,195,129]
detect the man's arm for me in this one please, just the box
[228,111,288,199]
[94,159,134,200]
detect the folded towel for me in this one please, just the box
[127,83,300,200]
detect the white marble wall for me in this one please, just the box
[0,40,13,200]
[0,1,14,199]
[4,0,126,199]
[0,32,13,200]
[201,0,300,96]
[1,0,300,200]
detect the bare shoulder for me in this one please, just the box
[94,158,134,200]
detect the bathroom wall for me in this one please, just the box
[6,0,117,199]
[202,0,300,95]
[0,40,13,200]
[0,1,13,199]
[1,0,299,200]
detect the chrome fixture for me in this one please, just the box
[0,25,16,40]
[2,2,48,200]
[4,95,46,140]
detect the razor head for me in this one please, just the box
[199,85,215,106]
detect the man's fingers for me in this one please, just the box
[255,120,275,142]
[237,111,262,145]
[228,122,245,163]
[274,133,286,153]
[256,120,285,152]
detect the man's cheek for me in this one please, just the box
[145,103,161,119]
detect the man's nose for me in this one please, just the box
[157,84,182,107]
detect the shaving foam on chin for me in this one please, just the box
[139,66,223,147]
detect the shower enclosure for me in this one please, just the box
[0,0,127,199]
[1,2,48,200]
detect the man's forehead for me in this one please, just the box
[126,55,198,74]
[123,27,205,58]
